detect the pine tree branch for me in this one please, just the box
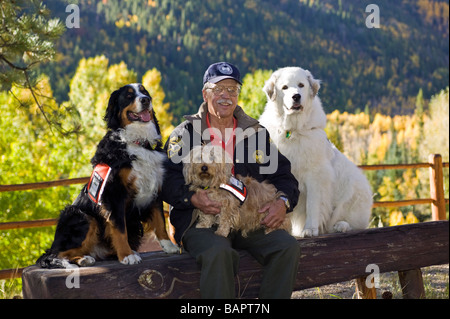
[2,53,55,133]
[0,54,28,71]
[23,69,55,134]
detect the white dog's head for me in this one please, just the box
[263,67,320,115]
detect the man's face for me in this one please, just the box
[203,79,240,120]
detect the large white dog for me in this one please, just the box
[259,67,373,237]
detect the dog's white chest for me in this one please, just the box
[127,144,165,207]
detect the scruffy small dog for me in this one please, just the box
[182,145,291,237]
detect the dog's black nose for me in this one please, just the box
[140,96,151,106]
[201,165,208,172]
[292,94,301,103]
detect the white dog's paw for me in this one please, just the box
[120,251,142,265]
[333,221,352,233]
[301,227,319,237]
[77,255,96,267]
[160,239,179,254]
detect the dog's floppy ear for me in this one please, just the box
[104,88,121,130]
[182,151,193,184]
[263,73,278,101]
[182,163,192,185]
[306,70,321,97]
[152,109,162,135]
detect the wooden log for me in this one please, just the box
[358,163,430,171]
[355,276,377,299]
[22,221,449,299]
[372,198,433,208]
[0,177,89,192]
[429,154,447,221]
[0,218,57,231]
[398,269,425,299]
[0,268,23,281]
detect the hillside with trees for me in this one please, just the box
[39,0,449,120]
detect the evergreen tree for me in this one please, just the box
[0,0,76,134]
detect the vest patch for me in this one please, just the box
[219,176,247,204]
[87,163,112,204]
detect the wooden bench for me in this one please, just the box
[22,221,448,299]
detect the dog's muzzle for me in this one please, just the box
[127,109,152,122]
[140,96,151,106]
[199,165,210,178]
[291,94,303,111]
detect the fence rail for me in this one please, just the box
[0,154,448,280]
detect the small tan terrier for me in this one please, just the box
[182,145,291,237]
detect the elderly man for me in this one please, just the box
[162,62,300,299]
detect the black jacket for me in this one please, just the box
[162,103,300,244]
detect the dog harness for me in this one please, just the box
[87,163,112,204]
[219,176,247,204]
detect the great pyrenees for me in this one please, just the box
[259,67,373,237]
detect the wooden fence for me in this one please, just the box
[0,154,448,281]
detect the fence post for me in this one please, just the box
[429,154,446,221]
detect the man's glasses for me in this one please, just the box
[207,85,241,97]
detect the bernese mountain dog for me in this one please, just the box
[37,83,179,268]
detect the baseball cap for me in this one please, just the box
[203,62,242,85]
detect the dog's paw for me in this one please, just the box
[120,251,142,265]
[215,228,230,238]
[49,258,71,269]
[77,255,96,267]
[160,239,179,254]
[333,221,352,233]
[301,227,319,237]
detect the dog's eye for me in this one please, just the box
[282,85,288,90]
[298,83,304,88]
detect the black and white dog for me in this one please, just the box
[37,84,178,268]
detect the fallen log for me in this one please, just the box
[22,221,449,299]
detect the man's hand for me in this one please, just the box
[190,189,221,215]
[259,198,287,229]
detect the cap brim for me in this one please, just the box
[208,76,242,85]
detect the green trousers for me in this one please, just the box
[182,226,301,299]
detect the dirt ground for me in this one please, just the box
[291,264,449,299]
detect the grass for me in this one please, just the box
[291,264,449,299]
[0,278,22,299]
